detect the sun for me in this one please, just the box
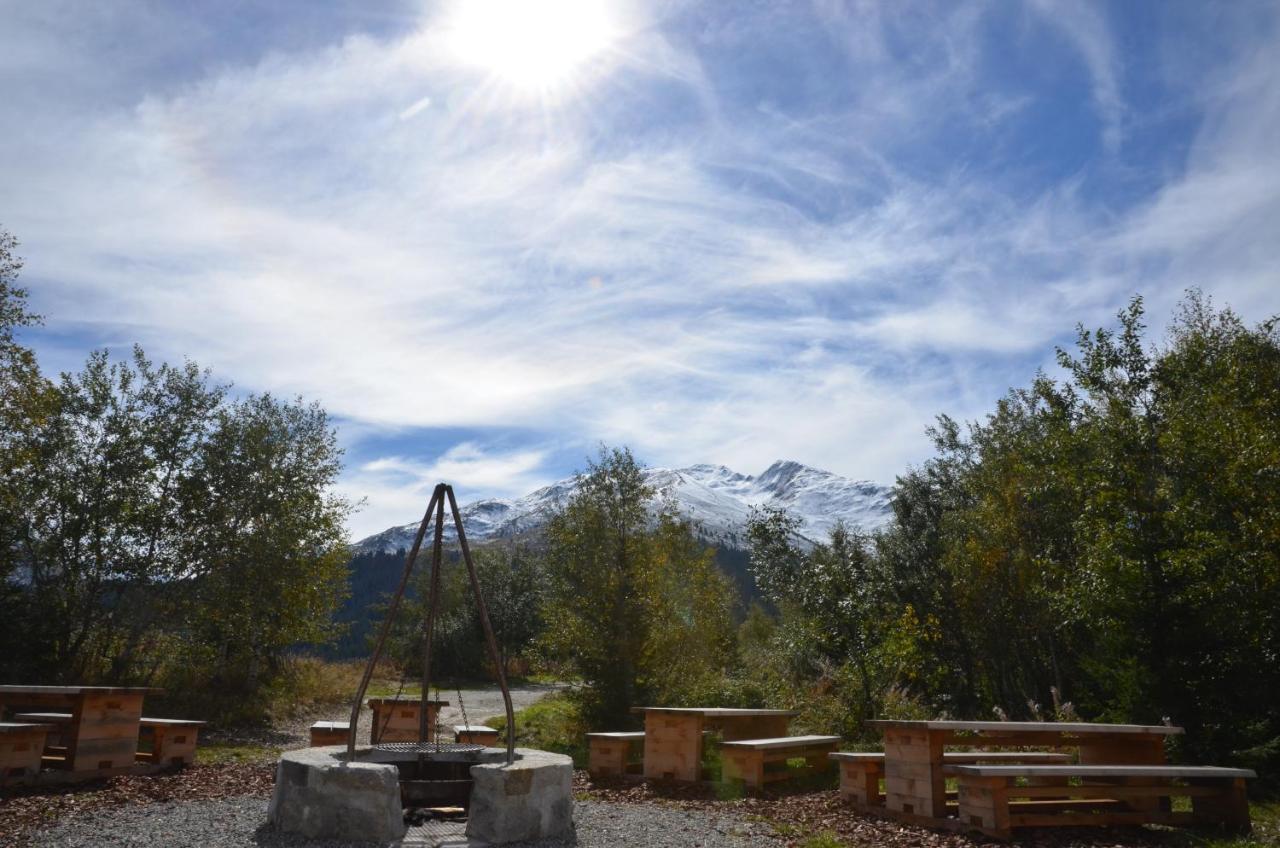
[445,0,620,96]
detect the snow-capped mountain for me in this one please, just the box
[353,460,893,555]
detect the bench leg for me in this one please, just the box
[152,727,198,767]
[957,775,1012,840]
[839,762,883,808]
[588,739,630,778]
[1191,778,1251,833]
[721,749,764,790]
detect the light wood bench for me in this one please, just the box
[721,735,841,790]
[454,725,501,747]
[310,721,350,747]
[367,698,448,744]
[587,731,645,777]
[944,763,1256,839]
[831,750,1073,810]
[1,722,53,782]
[12,712,72,762]
[137,718,206,766]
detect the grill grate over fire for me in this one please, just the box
[372,742,484,755]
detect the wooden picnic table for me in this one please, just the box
[0,685,162,772]
[635,707,799,782]
[866,719,1185,822]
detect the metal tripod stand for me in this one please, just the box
[347,483,516,764]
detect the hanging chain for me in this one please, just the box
[455,675,472,741]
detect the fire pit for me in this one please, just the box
[266,483,575,845]
[268,744,573,844]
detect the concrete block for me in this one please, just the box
[267,746,406,843]
[467,748,574,844]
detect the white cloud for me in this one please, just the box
[339,443,553,538]
[1029,0,1125,151]
[3,1,1278,538]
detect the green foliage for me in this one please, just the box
[738,293,1280,775]
[539,446,738,725]
[755,292,1280,771]
[486,691,587,765]
[0,228,353,716]
[378,543,544,685]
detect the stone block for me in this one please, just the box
[467,748,574,844]
[267,746,406,843]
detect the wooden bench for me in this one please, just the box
[944,763,1255,839]
[367,698,448,744]
[1,722,53,782]
[721,735,841,790]
[831,750,1073,810]
[310,721,350,747]
[137,718,205,766]
[12,712,73,762]
[454,725,501,747]
[587,731,645,777]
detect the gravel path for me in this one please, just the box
[209,684,569,751]
[26,795,784,847]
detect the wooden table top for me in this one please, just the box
[636,707,799,717]
[0,685,162,695]
[867,719,1183,735]
[1,721,55,733]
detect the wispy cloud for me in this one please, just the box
[3,0,1278,538]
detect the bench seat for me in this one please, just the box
[944,763,1256,839]
[1,722,53,782]
[138,717,205,767]
[587,731,645,777]
[721,735,841,790]
[830,751,1072,809]
[309,720,351,747]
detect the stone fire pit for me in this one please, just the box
[268,745,573,844]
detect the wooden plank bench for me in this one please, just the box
[137,718,206,767]
[831,750,1073,810]
[12,712,73,763]
[1,722,53,783]
[454,725,501,747]
[309,721,351,747]
[587,731,645,777]
[721,735,841,790]
[944,763,1256,840]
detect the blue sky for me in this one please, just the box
[2,0,1278,539]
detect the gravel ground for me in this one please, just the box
[25,795,784,847]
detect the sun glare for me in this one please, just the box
[445,0,619,95]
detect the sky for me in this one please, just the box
[2,0,1278,540]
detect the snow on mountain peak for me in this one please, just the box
[353,460,892,555]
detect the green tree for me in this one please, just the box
[540,447,737,724]
[747,509,888,731]
[869,292,1280,768]
[0,228,57,662]
[379,543,544,684]
[178,393,351,690]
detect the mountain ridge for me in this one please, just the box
[353,459,893,555]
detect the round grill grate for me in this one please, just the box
[372,742,484,754]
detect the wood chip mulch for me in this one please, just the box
[573,772,1204,848]
[0,762,275,847]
